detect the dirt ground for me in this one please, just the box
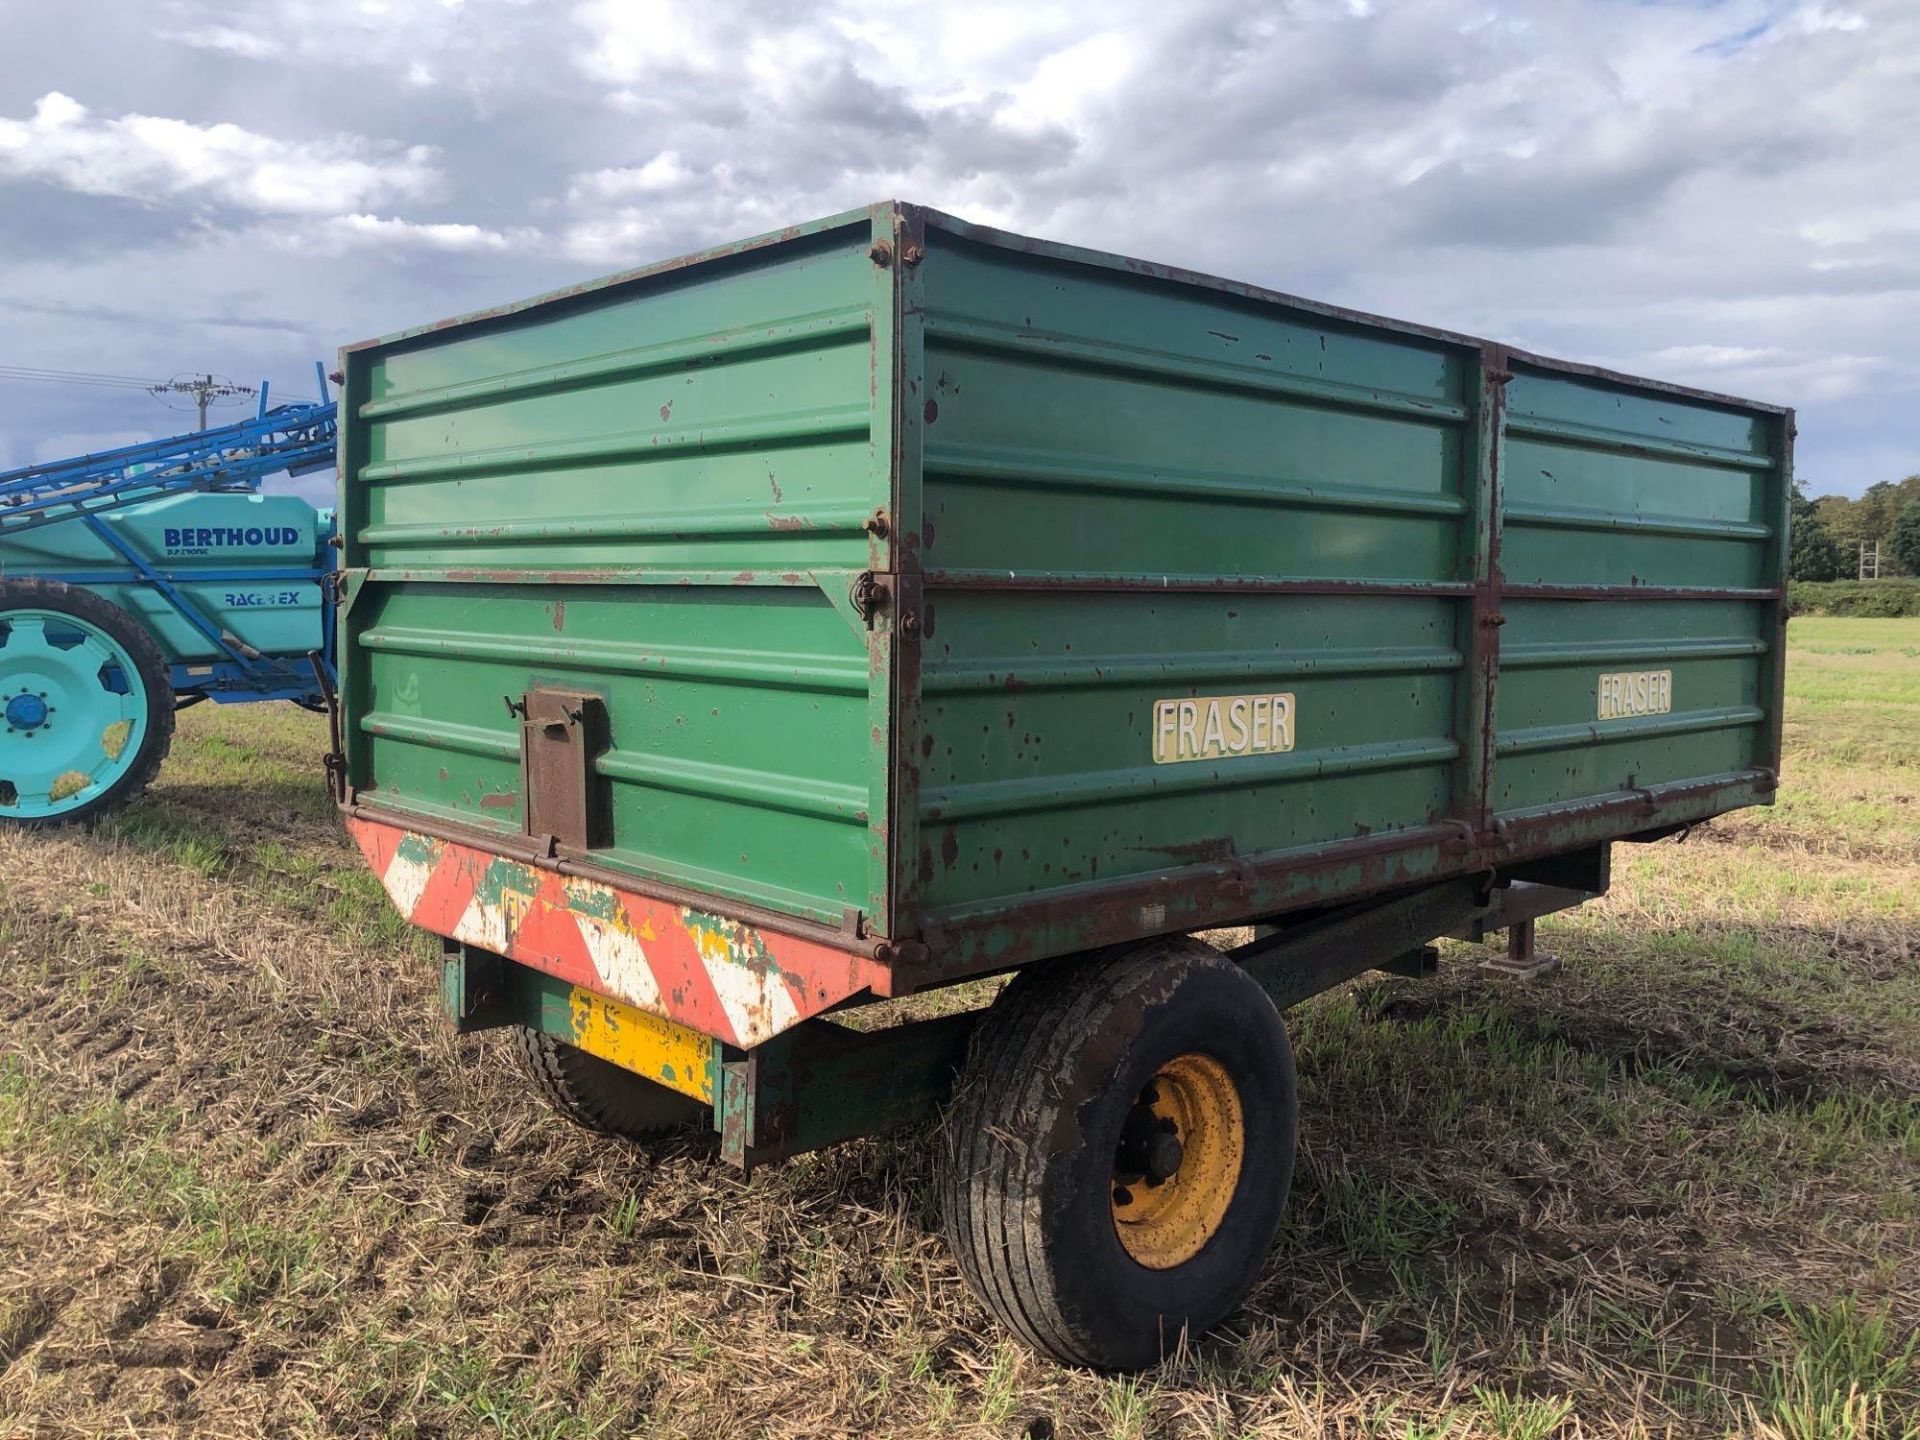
[1,616,1916,1439]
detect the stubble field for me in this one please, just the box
[1,617,1916,1439]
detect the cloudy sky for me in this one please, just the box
[0,0,1913,501]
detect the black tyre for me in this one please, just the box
[0,578,174,828]
[511,1026,709,1141]
[940,937,1298,1369]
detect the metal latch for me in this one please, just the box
[309,650,348,805]
[850,571,891,628]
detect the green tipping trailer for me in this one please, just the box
[334,201,1790,1369]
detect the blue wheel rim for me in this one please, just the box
[0,608,150,818]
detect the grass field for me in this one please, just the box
[2,617,1916,1439]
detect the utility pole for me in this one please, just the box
[148,373,255,431]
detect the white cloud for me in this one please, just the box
[1635,348,1896,405]
[0,92,440,215]
[572,0,726,81]
[167,25,284,59]
[569,152,696,202]
[1800,201,1920,248]
[155,0,558,93]
[302,213,526,253]
[1649,345,1785,371]
[1789,5,1868,35]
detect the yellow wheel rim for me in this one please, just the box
[1110,1051,1244,1270]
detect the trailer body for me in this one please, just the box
[335,201,1789,1154]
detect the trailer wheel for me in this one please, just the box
[0,579,173,827]
[940,937,1297,1370]
[511,1026,708,1141]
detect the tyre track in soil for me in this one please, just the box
[0,827,965,1439]
[0,904,510,1431]
[0,833,620,1432]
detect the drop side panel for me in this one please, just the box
[1494,366,1788,820]
[906,229,1479,955]
[339,217,890,929]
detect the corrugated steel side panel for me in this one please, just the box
[907,228,1478,924]
[338,217,887,927]
[1494,366,1785,819]
[897,210,1787,970]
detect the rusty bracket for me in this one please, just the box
[1446,880,1596,942]
[872,938,929,967]
[330,567,373,621]
[519,688,610,851]
[441,939,511,1033]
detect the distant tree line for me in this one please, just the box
[1790,475,1920,581]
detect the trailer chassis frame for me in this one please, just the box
[442,845,1608,1169]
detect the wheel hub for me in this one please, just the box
[1114,1094,1186,1183]
[1110,1051,1245,1270]
[5,691,50,731]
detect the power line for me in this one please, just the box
[0,364,167,391]
[0,364,325,411]
[7,363,166,383]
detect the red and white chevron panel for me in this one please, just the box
[347,816,889,1048]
